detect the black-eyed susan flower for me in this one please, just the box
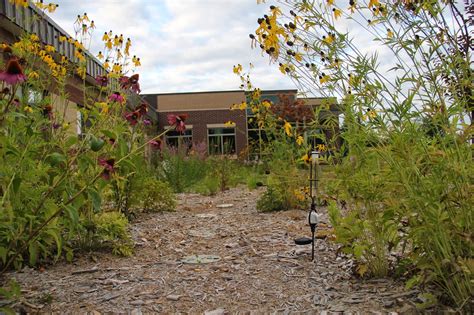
[333,8,342,19]
[284,121,292,136]
[224,120,236,127]
[296,135,304,145]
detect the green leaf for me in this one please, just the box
[101,129,116,140]
[90,137,105,152]
[65,136,79,149]
[28,242,39,266]
[47,152,66,167]
[0,246,7,264]
[88,188,102,212]
[64,205,79,225]
[406,275,421,290]
[12,176,21,194]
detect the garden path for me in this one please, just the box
[8,186,420,313]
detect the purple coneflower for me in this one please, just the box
[124,111,140,126]
[167,113,188,133]
[98,157,115,180]
[143,119,152,126]
[109,91,124,103]
[0,58,27,85]
[149,139,162,150]
[95,75,109,87]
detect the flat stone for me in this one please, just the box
[216,204,233,208]
[205,308,227,315]
[130,300,144,306]
[166,294,182,301]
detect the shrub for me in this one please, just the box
[139,178,176,212]
[93,212,133,257]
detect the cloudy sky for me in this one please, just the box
[50,0,296,94]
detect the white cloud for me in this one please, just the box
[51,0,296,94]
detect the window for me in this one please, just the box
[208,127,236,155]
[165,129,193,150]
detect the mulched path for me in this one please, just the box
[5,186,422,314]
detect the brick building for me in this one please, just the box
[143,89,340,157]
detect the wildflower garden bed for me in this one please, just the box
[4,186,441,314]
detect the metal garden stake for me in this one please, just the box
[294,146,320,261]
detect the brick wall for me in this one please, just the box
[157,109,248,155]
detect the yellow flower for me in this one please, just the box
[30,34,39,42]
[333,8,342,20]
[45,45,55,53]
[9,0,28,7]
[105,40,113,50]
[316,144,327,152]
[296,135,304,146]
[28,71,39,79]
[283,121,292,137]
[24,106,33,113]
[125,38,131,56]
[326,0,334,5]
[102,32,109,42]
[97,51,104,59]
[59,36,67,42]
[368,109,377,119]
[319,74,330,84]
[368,0,379,8]
[96,102,109,114]
[233,64,242,74]
[262,100,271,109]
[387,29,394,39]
[62,122,70,129]
[301,154,310,163]
[224,120,236,127]
[239,101,247,110]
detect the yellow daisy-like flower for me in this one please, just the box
[368,109,377,119]
[233,64,243,74]
[301,153,311,164]
[224,120,236,127]
[316,144,327,152]
[238,101,247,110]
[28,71,39,79]
[59,36,67,42]
[95,102,109,114]
[296,135,304,146]
[283,121,292,136]
[333,8,342,20]
[62,122,70,129]
[97,51,104,59]
[262,100,271,109]
[45,45,55,53]
[24,106,33,113]
[30,34,40,42]
[387,29,394,39]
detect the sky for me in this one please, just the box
[50,0,296,94]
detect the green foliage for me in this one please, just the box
[155,149,210,193]
[247,0,473,308]
[93,211,133,257]
[136,177,176,212]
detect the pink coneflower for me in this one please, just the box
[109,91,124,103]
[124,111,140,126]
[137,103,148,116]
[167,113,188,133]
[143,119,152,126]
[98,157,115,180]
[0,58,27,85]
[95,75,109,87]
[120,74,140,93]
[149,139,163,150]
